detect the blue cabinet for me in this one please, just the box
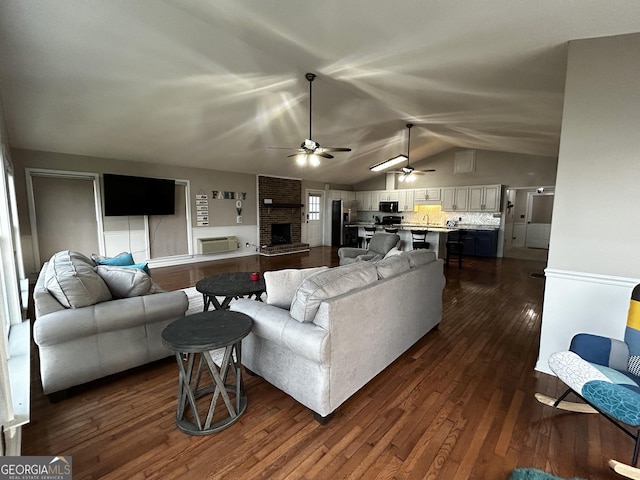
[448,229,498,258]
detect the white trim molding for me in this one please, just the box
[536,268,640,375]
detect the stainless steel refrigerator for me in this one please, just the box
[331,200,358,247]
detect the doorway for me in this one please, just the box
[525,192,554,249]
[306,190,324,247]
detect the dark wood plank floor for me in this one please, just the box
[24,248,626,479]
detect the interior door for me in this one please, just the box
[30,173,101,268]
[306,191,323,247]
[525,192,554,249]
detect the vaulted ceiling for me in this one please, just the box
[1,1,640,185]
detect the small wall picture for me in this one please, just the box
[196,205,208,211]
[197,220,209,226]
[195,194,208,200]
[196,199,208,206]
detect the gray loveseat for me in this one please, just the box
[230,249,445,421]
[33,250,188,396]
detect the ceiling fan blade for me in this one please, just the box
[320,147,352,152]
[269,146,299,150]
[316,151,334,159]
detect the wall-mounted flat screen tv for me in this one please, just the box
[103,173,175,216]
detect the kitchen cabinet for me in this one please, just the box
[397,189,414,212]
[447,229,498,257]
[442,187,468,211]
[413,188,441,204]
[380,190,399,202]
[355,191,380,211]
[468,185,501,212]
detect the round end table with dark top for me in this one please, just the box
[196,271,266,311]
[161,310,252,435]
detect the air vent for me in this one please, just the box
[197,236,239,254]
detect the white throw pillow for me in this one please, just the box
[290,262,378,323]
[44,250,112,308]
[403,249,436,267]
[95,265,152,298]
[375,255,411,279]
[383,247,403,259]
[264,266,329,309]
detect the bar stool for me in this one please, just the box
[384,228,398,234]
[446,230,467,268]
[363,227,376,248]
[410,230,430,250]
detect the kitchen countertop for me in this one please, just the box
[345,223,499,231]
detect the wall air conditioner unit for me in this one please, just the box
[197,236,239,254]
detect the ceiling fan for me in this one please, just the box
[269,73,351,165]
[389,123,435,182]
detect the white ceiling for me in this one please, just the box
[1,1,640,185]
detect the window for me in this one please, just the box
[308,193,321,221]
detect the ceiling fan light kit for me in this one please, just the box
[270,73,351,166]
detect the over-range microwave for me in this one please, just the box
[379,201,399,213]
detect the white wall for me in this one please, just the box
[537,33,640,374]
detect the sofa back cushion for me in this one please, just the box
[264,266,329,309]
[44,250,112,308]
[368,233,400,256]
[403,249,436,267]
[290,262,378,323]
[374,255,411,279]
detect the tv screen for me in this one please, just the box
[103,174,175,216]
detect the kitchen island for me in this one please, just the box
[345,223,500,259]
[346,223,453,259]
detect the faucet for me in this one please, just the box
[422,214,429,225]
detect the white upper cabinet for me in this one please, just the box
[397,189,414,211]
[441,187,469,211]
[380,190,399,202]
[413,188,441,204]
[468,185,501,212]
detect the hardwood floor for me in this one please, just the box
[24,248,626,479]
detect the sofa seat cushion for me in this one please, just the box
[264,266,329,309]
[374,255,411,279]
[95,264,152,298]
[44,250,112,308]
[290,262,378,323]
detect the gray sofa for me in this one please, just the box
[230,249,445,421]
[33,250,188,396]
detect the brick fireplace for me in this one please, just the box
[258,176,310,256]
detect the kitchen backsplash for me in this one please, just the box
[357,205,500,227]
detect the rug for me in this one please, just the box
[508,468,585,480]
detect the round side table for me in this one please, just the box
[161,310,252,435]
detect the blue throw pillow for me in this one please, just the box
[122,262,151,276]
[96,252,135,267]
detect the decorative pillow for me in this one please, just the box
[121,262,151,275]
[94,252,135,267]
[383,247,403,259]
[264,266,329,309]
[95,265,152,298]
[44,250,112,308]
[290,262,378,323]
[375,255,411,279]
[403,249,436,267]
